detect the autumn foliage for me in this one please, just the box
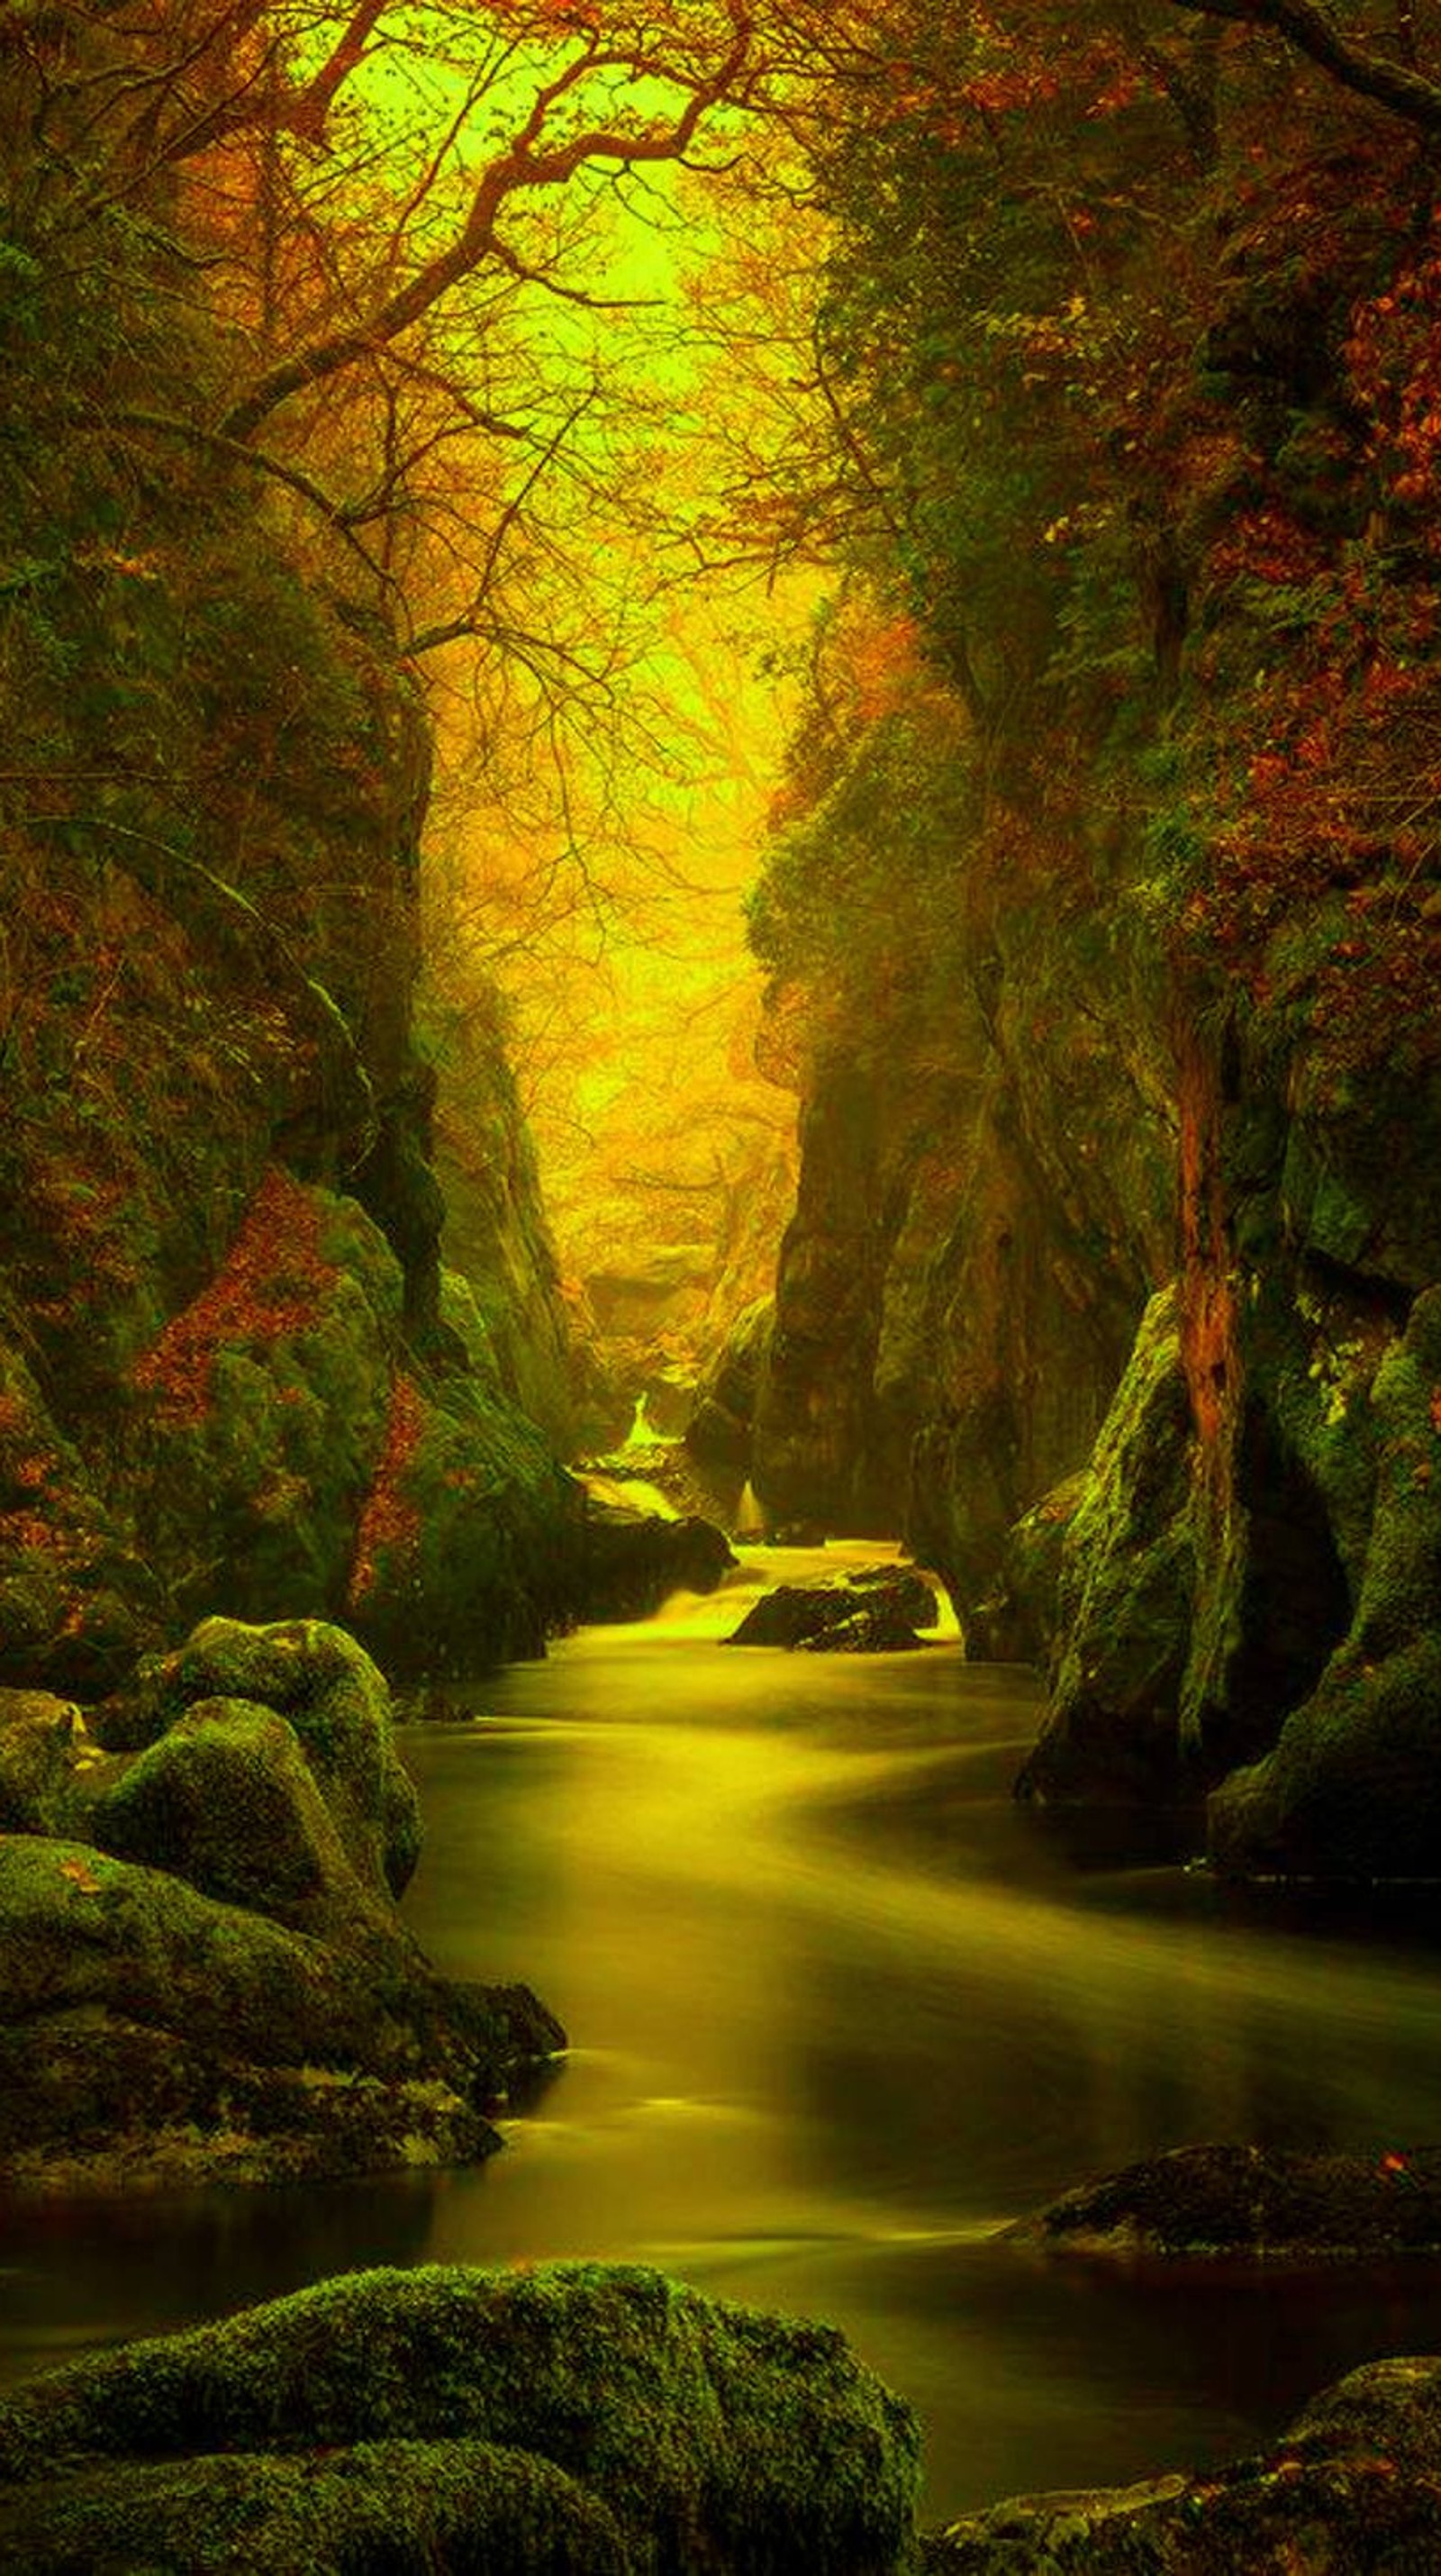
[132,1167,339,1428]
[348,1372,425,1606]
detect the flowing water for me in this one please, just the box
[6,1541,1441,2520]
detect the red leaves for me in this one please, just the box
[132,1166,338,1429]
[348,1374,425,1606]
[1346,223,1441,533]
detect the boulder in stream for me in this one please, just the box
[0,2261,922,2575]
[574,1497,736,1620]
[1008,2139,1441,2261]
[727,1565,938,1651]
[922,2354,1441,2572]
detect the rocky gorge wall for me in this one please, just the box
[0,178,581,1696]
[707,95,1441,1883]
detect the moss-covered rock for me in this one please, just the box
[1208,1286,1441,1878]
[1010,2140,1441,2260]
[0,1617,562,2192]
[0,1827,560,2191]
[0,2263,923,2575]
[962,1473,1087,1663]
[1018,1288,1199,1801]
[87,1699,374,1934]
[341,1366,585,1678]
[0,1692,92,1836]
[114,1615,421,1902]
[922,2355,1441,2572]
[0,2440,629,2576]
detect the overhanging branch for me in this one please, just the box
[1164,0,1441,132]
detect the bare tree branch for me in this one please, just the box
[1164,0,1441,131]
[218,6,755,444]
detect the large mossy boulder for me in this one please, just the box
[0,2263,922,2575]
[103,1614,422,1901]
[0,1618,562,2193]
[923,2356,1441,2573]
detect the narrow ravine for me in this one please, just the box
[9,1552,1441,2523]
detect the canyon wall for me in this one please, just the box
[720,60,1441,1877]
[0,152,579,1694]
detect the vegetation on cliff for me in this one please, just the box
[730,1,1441,1874]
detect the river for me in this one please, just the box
[5,1541,1441,2522]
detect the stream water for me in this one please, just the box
[6,1541,1441,2521]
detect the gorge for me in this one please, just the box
[5,3,1441,2569]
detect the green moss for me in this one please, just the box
[143,1617,419,1901]
[1020,1287,1199,1800]
[0,2263,921,2575]
[349,1387,583,1678]
[88,1700,367,1929]
[0,2440,629,2575]
[1208,1287,1441,1877]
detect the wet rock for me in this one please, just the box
[795,1603,928,1654]
[1009,2140,1441,2260]
[921,2354,1441,2571]
[0,2262,922,2575]
[728,1566,937,1650]
[575,1499,735,1621]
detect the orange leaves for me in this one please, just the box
[59,1858,102,1895]
[348,1374,426,1606]
[1346,223,1441,535]
[132,1167,338,1429]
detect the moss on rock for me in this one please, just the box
[0,1618,563,2191]
[1010,2140,1441,2260]
[1208,1286,1441,1878]
[0,2263,922,2575]
[124,1615,420,1901]
[922,2355,1441,2572]
[87,1699,372,1933]
[1018,1288,1199,1802]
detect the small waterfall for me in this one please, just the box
[734,1479,766,1537]
[621,1392,654,1451]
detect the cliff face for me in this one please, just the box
[748,878,1173,1614]
[0,185,578,1692]
[732,87,1441,1876]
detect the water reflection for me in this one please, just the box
[5,1545,1441,2518]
